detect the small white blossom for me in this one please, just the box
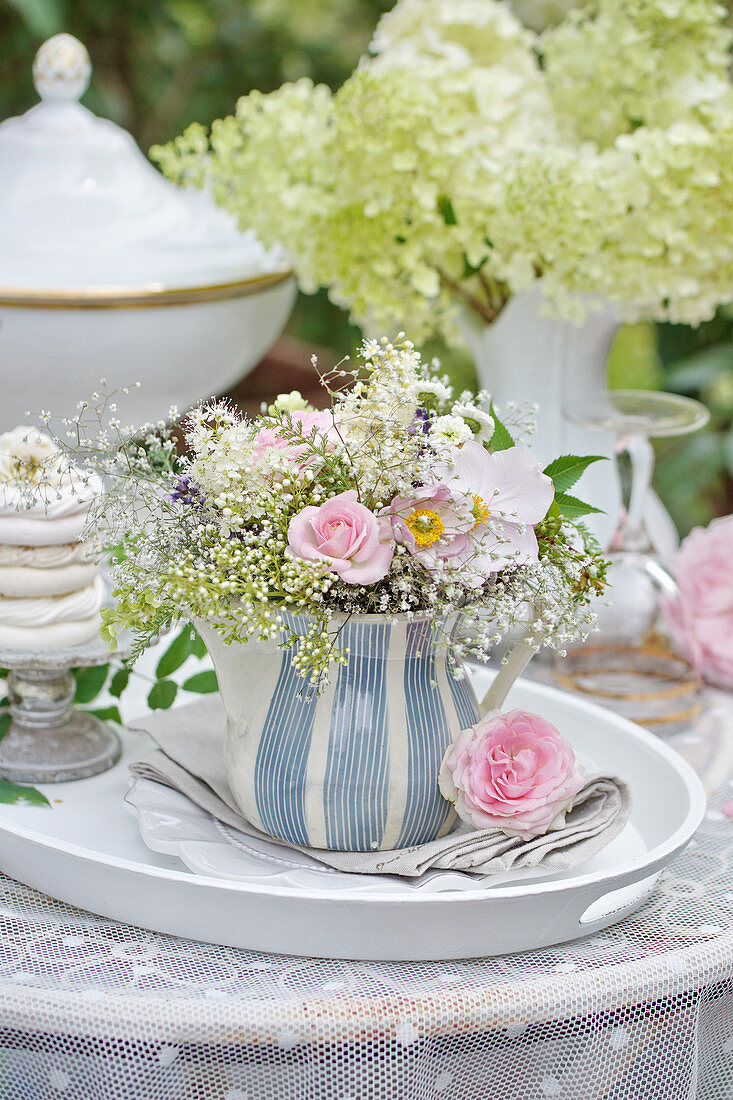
[407,379,452,402]
[451,403,495,441]
[430,415,473,448]
[268,390,313,415]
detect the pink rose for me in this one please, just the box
[666,515,733,689]
[255,410,339,463]
[438,709,585,839]
[287,490,394,585]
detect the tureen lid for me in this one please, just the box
[0,35,289,302]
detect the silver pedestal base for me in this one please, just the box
[0,632,129,785]
[0,712,121,783]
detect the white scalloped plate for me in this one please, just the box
[0,672,706,960]
[124,771,649,895]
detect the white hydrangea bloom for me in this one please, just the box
[154,0,733,336]
[510,0,578,33]
[369,0,539,77]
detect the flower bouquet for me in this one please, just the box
[78,337,605,851]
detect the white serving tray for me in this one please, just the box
[0,674,706,960]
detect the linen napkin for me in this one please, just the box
[129,697,631,878]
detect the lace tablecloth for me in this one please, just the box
[1,671,732,1100]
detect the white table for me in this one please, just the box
[0,650,732,1100]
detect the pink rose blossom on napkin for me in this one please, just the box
[439,709,585,840]
[666,515,733,689]
[288,490,394,584]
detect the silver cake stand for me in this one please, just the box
[0,633,130,784]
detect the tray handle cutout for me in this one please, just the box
[579,872,661,926]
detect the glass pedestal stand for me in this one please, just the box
[0,635,128,784]
[557,390,709,735]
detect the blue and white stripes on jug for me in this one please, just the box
[199,612,479,852]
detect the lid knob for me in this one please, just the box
[33,34,91,102]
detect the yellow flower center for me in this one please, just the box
[471,494,492,530]
[405,508,445,548]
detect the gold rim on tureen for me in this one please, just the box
[0,267,294,309]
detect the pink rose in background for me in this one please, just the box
[288,490,394,585]
[438,709,585,839]
[383,484,473,569]
[667,515,733,690]
[255,410,340,462]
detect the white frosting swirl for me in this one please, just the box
[0,541,97,567]
[0,575,105,625]
[0,616,101,651]
[0,511,92,546]
[0,561,99,597]
[0,471,102,518]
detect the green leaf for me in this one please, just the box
[190,630,208,659]
[555,492,603,520]
[543,454,606,495]
[488,402,514,452]
[86,706,123,725]
[109,668,130,699]
[437,194,457,226]
[461,254,486,280]
[107,542,127,564]
[147,680,178,710]
[0,780,50,807]
[0,712,10,743]
[182,670,218,694]
[73,665,110,705]
[155,627,193,679]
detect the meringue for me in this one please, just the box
[0,427,104,651]
[0,561,99,597]
[0,617,102,651]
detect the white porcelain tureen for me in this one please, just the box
[0,34,295,427]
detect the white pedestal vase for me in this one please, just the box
[460,287,679,555]
[460,287,619,547]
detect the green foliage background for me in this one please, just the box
[2,0,732,530]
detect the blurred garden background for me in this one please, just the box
[2,0,733,532]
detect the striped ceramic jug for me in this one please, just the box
[197,612,479,852]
